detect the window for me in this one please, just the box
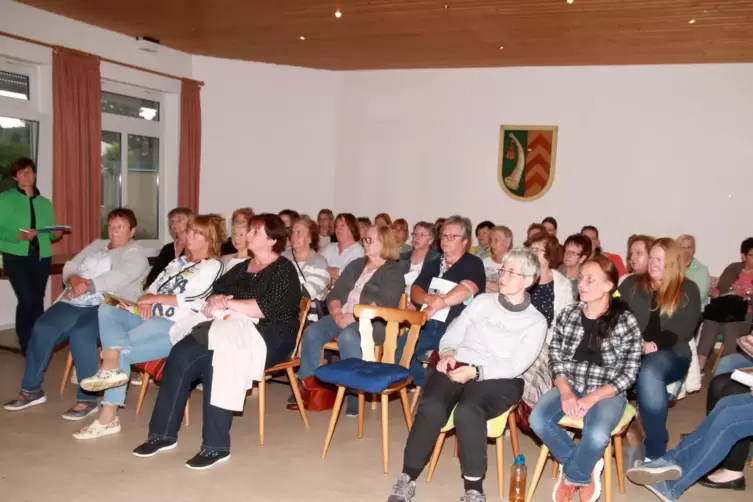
[101,83,163,241]
[0,67,38,193]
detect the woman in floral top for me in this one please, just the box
[530,255,642,502]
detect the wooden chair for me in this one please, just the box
[319,304,427,473]
[257,297,311,446]
[525,404,636,502]
[134,358,191,426]
[60,346,101,396]
[425,405,520,497]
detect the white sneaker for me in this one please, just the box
[72,418,121,440]
[130,374,143,386]
[80,369,129,392]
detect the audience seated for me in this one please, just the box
[697,237,753,371]
[316,208,336,251]
[482,225,513,293]
[388,248,547,502]
[432,217,446,252]
[524,232,575,327]
[677,234,711,307]
[132,213,302,469]
[625,234,653,279]
[220,221,250,271]
[220,207,253,255]
[3,208,149,419]
[399,221,439,297]
[392,218,412,254]
[527,222,545,240]
[296,225,404,415]
[282,216,330,316]
[74,215,225,439]
[470,220,494,259]
[626,389,753,501]
[530,256,643,502]
[582,225,627,277]
[358,216,373,238]
[374,213,392,228]
[557,233,591,296]
[619,238,701,461]
[145,207,194,288]
[395,215,486,388]
[278,209,300,249]
[323,213,364,283]
[541,216,558,237]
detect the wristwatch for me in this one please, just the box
[470,364,481,381]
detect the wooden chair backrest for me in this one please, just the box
[353,304,427,368]
[398,293,408,310]
[292,298,311,358]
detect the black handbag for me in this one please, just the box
[703,295,748,323]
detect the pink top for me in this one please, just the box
[342,267,377,314]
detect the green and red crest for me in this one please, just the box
[498,125,558,201]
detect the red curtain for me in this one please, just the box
[51,48,102,299]
[178,79,202,212]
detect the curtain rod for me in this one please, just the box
[0,31,204,86]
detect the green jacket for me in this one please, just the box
[0,188,56,258]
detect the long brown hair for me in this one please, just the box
[188,214,227,258]
[642,237,685,317]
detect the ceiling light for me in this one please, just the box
[688,19,696,24]
[335,9,342,18]
[444,4,449,9]
[498,45,504,50]
[567,0,574,4]
[299,36,306,40]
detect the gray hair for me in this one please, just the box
[491,225,513,247]
[500,247,541,286]
[443,214,473,241]
[413,221,435,241]
[677,234,695,248]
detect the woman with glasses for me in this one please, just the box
[297,225,405,415]
[395,215,487,388]
[557,234,592,296]
[530,256,643,502]
[399,221,439,297]
[72,215,226,440]
[388,249,547,502]
[482,225,513,293]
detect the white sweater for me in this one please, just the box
[439,293,547,381]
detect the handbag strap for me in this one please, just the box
[291,251,310,298]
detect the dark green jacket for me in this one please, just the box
[0,188,56,258]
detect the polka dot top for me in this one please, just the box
[211,256,302,342]
[530,280,555,327]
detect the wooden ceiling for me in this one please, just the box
[18,0,753,70]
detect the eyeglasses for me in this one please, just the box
[499,267,525,278]
[530,247,545,255]
[362,237,373,245]
[680,244,694,250]
[108,224,127,231]
[564,251,581,258]
[440,234,463,242]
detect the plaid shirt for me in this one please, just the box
[549,303,643,395]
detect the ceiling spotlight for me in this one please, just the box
[299,36,306,40]
[567,0,574,4]
[444,4,449,9]
[335,9,342,18]
[498,45,504,50]
[688,19,696,24]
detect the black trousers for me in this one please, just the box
[3,250,51,355]
[403,368,523,479]
[707,373,751,471]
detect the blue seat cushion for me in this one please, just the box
[314,359,411,394]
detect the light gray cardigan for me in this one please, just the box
[62,239,149,302]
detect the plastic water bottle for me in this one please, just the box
[509,454,527,502]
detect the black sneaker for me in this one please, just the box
[132,437,178,457]
[3,389,47,411]
[185,449,231,470]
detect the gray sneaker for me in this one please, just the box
[3,389,47,411]
[388,473,416,502]
[61,401,99,421]
[460,490,486,502]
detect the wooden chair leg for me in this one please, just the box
[398,388,413,430]
[426,432,446,482]
[184,399,190,427]
[409,386,421,414]
[525,445,550,502]
[508,412,520,457]
[60,351,74,397]
[372,392,379,410]
[135,371,150,416]
[454,436,459,457]
[286,367,309,428]
[604,439,613,502]
[258,378,266,446]
[321,386,347,459]
[381,393,391,473]
[552,459,559,479]
[496,435,505,497]
[357,392,366,439]
[614,434,625,493]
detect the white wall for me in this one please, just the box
[194,56,339,219]
[336,64,753,274]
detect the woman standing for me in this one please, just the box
[619,238,701,461]
[530,256,643,502]
[144,207,194,288]
[482,225,513,293]
[0,158,59,355]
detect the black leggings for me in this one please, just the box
[707,373,751,471]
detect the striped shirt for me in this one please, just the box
[282,249,330,300]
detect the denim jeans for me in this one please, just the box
[98,304,174,406]
[636,349,690,459]
[714,353,753,377]
[298,315,362,379]
[3,250,51,355]
[395,319,447,387]
[148,336,233,452]
[21,301,99,403]
[530,385,627,486]
[659,393,753,499]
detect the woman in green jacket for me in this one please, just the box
[0,158,57,355]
